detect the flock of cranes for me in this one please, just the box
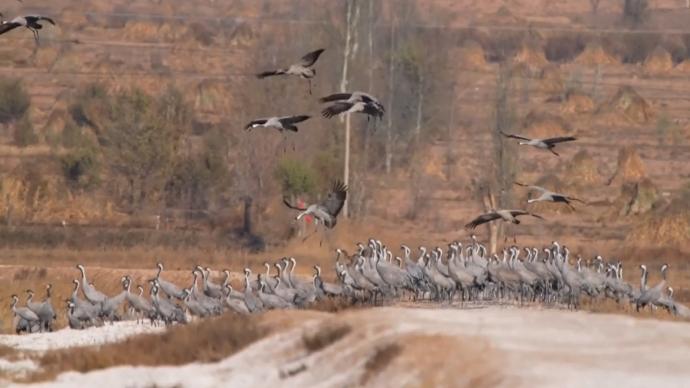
[2,10,688,341]
[9,237,687,334]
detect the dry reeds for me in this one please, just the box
[30,313,267,382]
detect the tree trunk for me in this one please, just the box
[340,0,360,218]
[385,17,396,175]
[482,189,498,254]
[414,73,424,144]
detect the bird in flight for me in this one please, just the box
[514,182,586,210]
[244,115,311,133]
[0,15,56,43]
[283,180,347,229]
[256,48,325,95]
[319,92,385,116]
[465,209,544,230]
[500,131,576,156]
[321,101,383,121]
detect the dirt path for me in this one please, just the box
[9,306,690,387]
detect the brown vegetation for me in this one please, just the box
[564,150,604,187]
[302,322,352,353]
[608,146,648,185]
[599,86,654,124]
[360,342,402,384]
[30,313,267,382]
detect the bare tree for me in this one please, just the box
[482,64,519,253]
[340,0,361,218]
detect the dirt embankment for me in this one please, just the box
[13,306,690,388]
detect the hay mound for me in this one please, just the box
[574,42,618,65]
[614,178,660,217]
[457,40,488,70]
[643,46,673,74]
[539,65,564,95]
[608,146,647,185]
[565,150,604,186]
[560,90,595,114]
[599,85,654,124]
[512,45,548,72]
[625,190,690,248]
[522,110,571,139]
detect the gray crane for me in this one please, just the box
[257,275,294,309]
[25,286,55,332]
[256,48,325,94]
[283,180,347,229]
[150,282,186,325]
[514,182,586,210]
[69,279,100,327]
[637,264,669,312]
[197,266,223,299]
[100,277,130,323]
[182,288,212,318]
[242,268,264,313]
[155,262,185,299]
[125,280,154,324]
[245,115,311,133]
[11,295,40,334]
[321,101,384,121]
[319,92,385,115]
[465,209,544,230]
[223,285,251,314]
[76,264,107,305]
[0,15,56,43]
[500,131,577,156]
[313,265,343,297]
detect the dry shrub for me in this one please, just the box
[31,314,266,381]
[522,110,571,139]
[613,178,660,217]
[539,65,564,95]
[302,322,351,353]
[598,85,654,124]
[457,40,488,70]
[575,41,618,65]
[308,297,357,313]
[608,146,647,185]
[625,191,690,248]
[544,34,587,63]
[565,150,604,186]
[643,46,673,74]
[361,343,402,384]
[512,44,548,73]
[561,90,594,114]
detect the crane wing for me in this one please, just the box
[509,210,544,220]
[514,182,548,193]
[279,115,310,125]
[256,69,286,79]
[318,93,352,103]
[543,136,577,145]
[321,102,352,119]
[0,23,21,36]
[282,197,307,211]
[319,180,347,218]
[499,131,531,141]
[299,48,325,67]
[464,213,501,230]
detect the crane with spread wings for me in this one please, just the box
[283,180,347,229]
